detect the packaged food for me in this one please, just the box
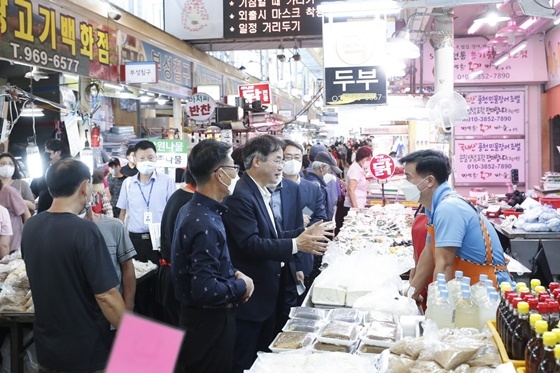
[357,341,388,354]
[312,341,354,353]
[282,318,324,333]
[269,332,314,352]
[386,353,415,373]
[363,310,395,324]
[361,321,400,347]
[317,321,360,346]
[329,308,361,324]
[289,306,327,321]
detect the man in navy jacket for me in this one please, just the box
[223,135,332,373]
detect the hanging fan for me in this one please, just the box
[426,91,469,133]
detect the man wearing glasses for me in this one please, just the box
[116,140,175,318]
[223,135,334,372]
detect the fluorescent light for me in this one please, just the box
[138,91,152,103]
[80,147,94,174]
[63,73,79,80]
[118,87,136,99]
[494,54,510,66]
[26,143,43,178]
[520,17,538,30]
[554,16,560,25]
[509,41,527,56]
[20,103,44,117]
[468,21,484,35]
[155,95,168,105]
[104,82,123,90]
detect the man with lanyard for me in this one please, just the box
[398,150,511,302]
[116,140,175,318]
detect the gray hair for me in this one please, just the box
[312,161,330,171]
[244,151,267,170]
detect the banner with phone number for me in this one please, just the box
[0,0,118,80]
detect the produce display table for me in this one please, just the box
[0,313,33,373]
[490,219,560,275]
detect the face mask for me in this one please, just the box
[400,177,429,203]
[283,159,302,176]
[109,169,117,177]
[323,173,336,184]
[219,169,239,195]
[136,161,156,175]
[0,165,15,178]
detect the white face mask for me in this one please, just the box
[0,165,15,178]
[283,159,302,176]
[323,173,336,184]
[401,177,429,203]
[219,169,239,195]
[109,169,117,177]
[136,161,156,175]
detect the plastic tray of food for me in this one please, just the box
[316,321,361,347]
[329,308,362,324]
[289,306,329,321]
[269,331,315,353]
[356,341,389,355]
[311,340,357,354]
[360,321,402,348]
[282,318,325,334]
[361,310,397,325]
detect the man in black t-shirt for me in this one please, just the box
[120,146,138,177]
[22,159,125,372]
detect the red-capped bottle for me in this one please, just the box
[548,302,560,331]
[498,289,515,338]
[538,302,551,325]
[505,297,523,355]
[549,282,559,294]
[529,298,539,314]
[528,320,550,373]
[526,316,545,372]
[553,288,560,300]
[501,293,517,338]
[539,293,551,302]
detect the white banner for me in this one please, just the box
[164,0,224,40]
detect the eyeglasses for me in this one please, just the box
[283,155,302,161]
[267,158,284,166]
[216,165,240,173]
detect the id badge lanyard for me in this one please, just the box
[137,181,154,225]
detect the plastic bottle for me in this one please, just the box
[538,302,551,326]
[529,298,539,314]
[426,283,447,320]
[427,290,454,329]
[447,270,464,302]
[472,274,489,299]
[549,282,560,294]
[511,301,531,360]
[549,302,560,331]
[498,289,515,338]
[527,320,549,373]
[554,345,560,373]
[501,293,518,339]
[479,291,500,330]
[454,290,480,329]
[505,297,523,351]
[427,275,446,298]
[536,286,547,298]
[531,279,542,295]
[526,315,545,372]
[537,332,557,372]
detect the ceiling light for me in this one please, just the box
[468,21,484,34]
[495,19,526,45]
[20,102,44,117]
[104,82,123,90]
[494,54,510,66]
[24,67,49,81]
[474,6,510,26]
[520,17,538,30]
[386,28,420,59]
[138,91,152,103]
[63,73,79,80]
[119,87,136,99]
[509,41,527,56]
[155,95,168,105]
[487,35,509,46]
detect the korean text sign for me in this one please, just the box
[238,83,271,105]
[456,91,525,136]
[454,139,525,184]
[325,66,387,105]
[150,139,188,169]
[185,93,216,121]
[0,0,118,80]
[369,154,395,180]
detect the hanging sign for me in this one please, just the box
[121,62,158,84]
[238,83,271,105]
[456,91,525,136]
[454,139,525,184]
[151,139,188,168]
[185,93,216,121]
[325,66,387,105]
[369,154,396,180]
[0,0,118,80]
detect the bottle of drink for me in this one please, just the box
[526,315,545,372]
[425,282,447,320]
[511,301,531,360]
[538,302,551,326]
[549,302,560,331]
[427,274,446,298]
[454,290,480,329]
[472,274,489,299]
[531,279,542,295]
[554,345,560,373]
[536,286,547,298]
[501,292,517,339]
[537,332,557,373]
[505,297,523,352]
[428,289,454,329]
[448,270,464,302]
[498,289,515,338]
[479,291,500,330]
[528,320,549,373]
[529,298,539,314]
[549,282,559,294]
[553,288,560,301]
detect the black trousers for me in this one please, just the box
[157,265,181,326]
[175,307,236,373]
[232,315,276,373]
[129,234,162,320]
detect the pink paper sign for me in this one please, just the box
[106,313,184,373]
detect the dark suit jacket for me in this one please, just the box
[223,173,304,322]
[295,178,327,276]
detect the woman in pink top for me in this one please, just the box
[0,180,30,255]
[344,146,373,209]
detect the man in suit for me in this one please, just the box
[223,135,333,373]
[282,139,327,302]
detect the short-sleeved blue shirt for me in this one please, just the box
[426,182,510,285]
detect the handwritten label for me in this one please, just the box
[454,139,525,184]
[456,91,525,136]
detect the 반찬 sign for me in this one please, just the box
[456,91,525,136]
[454,139,525,184]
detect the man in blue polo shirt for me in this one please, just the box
[117,140,175,317]
[399,150,511,302]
